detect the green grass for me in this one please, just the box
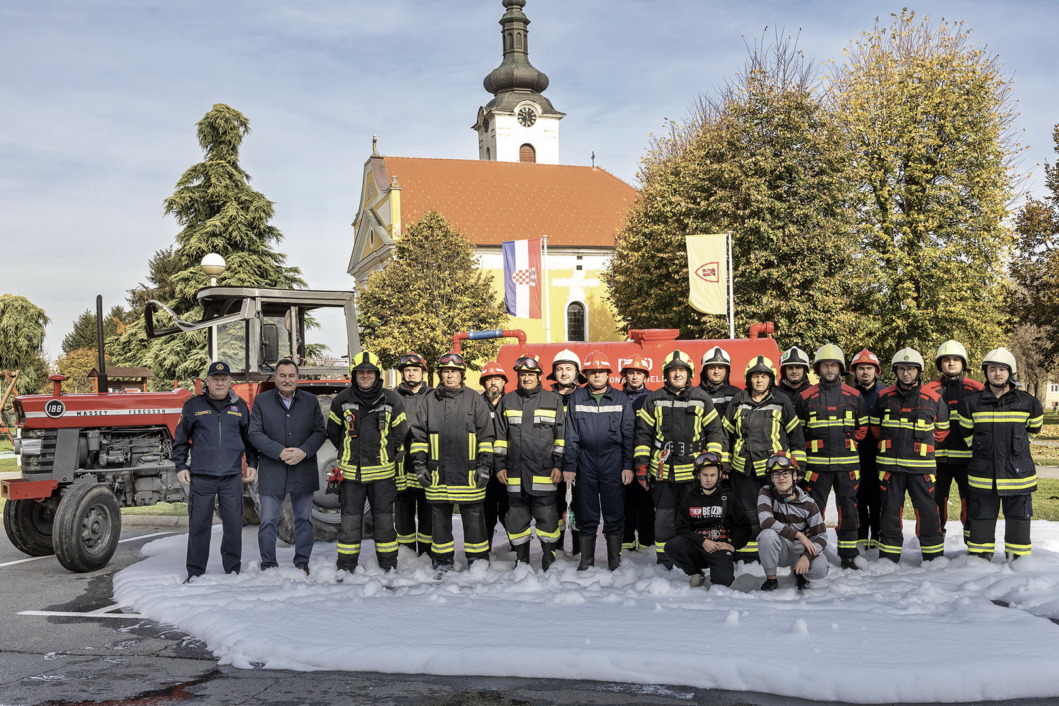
[901,477,1059,521]
[0,437,17,473]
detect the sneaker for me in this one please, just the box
[295,564,310,576]
[689,573,706,588]
[795,574,810,591]
[760,578,778,592]
[841,556,860,570]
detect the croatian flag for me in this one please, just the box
[502,238,543,319]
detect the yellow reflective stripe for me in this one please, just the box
[336,542,361,555]
[410,442,429,453]
[391,412,406,427]
[536,408,556,419]
[465,540,490,553]
[877,457,936,468]
[477,441,493,454]
[920,542,944,554]
[967,541,995,553]
[508,527,532,541]
[432,540,455,553]
[971,411,1032,423]
[329,410,342,424]
[1005,542,1032,555]
[877,541,903,555]
[637,408,654,426]
[536,526,561,540]
[375,541,399,553]
[430,433,439,459]
[706,441,722,454]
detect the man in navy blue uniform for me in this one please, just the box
[248,359,326,574]
[174,361,258,581]
[563,350,635,570]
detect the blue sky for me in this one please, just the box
[3,0,1057,361]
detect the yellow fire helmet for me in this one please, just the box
[350,351,382,375]
[662,350,695,374]
[813,344,846,373]
[744,355,777,384]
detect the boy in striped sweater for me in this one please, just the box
[757,454,829,591]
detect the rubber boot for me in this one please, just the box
[605,533,622,571]
[540,541,556,571]
[514,543,530,567]
[577,535,596,571]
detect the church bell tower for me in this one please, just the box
[473,0,564,164]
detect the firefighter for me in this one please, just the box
[495,354,566,570]
[795,344,868,569]
[664,452,751,588]
[620,355,655,553]
[394,352,433,556]
[548,349,582,557]
[562,350,635,571]
[723,355,806,563]
[757,454,828,591]
[869,348,948,562]
[698,346,741,418]
[479,361,510,553]
[958,348,1044,560]
[850,349,884,554]
[633,350,723,568]
[924,340,983,545]
[326,351,408,574]
[409,351,495,575]
[777,346,812,401]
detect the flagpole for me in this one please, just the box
[727,231,735,339]
[541,234,551,343]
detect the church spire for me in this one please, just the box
[483,0,549,96]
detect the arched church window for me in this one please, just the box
[567,302,586,342]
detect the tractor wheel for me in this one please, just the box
[3,498,56,557]
[53,482,121,573]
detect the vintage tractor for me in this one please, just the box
[2,287,359,572]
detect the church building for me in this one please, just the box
[348,0,637,344]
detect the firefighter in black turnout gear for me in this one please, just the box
[664,452,751,588]
[409,351,495,575]
[479,361,510,553]
[925,340,983,545]
[634,350,723,568]
[394,352,433,555]
[777,346,811,402]
[327,351,408,573]
[723,355,806,563]
[958,348,1044,560]
[495,355,566,570]
[794,345,868,569]
[850,349,884,553]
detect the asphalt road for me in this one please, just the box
[2,515,1058,705]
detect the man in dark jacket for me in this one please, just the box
[395,352,433,556]
[496,354,566,570]
[664,452,750,588]
[563,350,635,571]
[248,359,326,574]
[479,360,510,553]
[958,348,1044,560]
[410,351,495,575]
[326,351,408,574]
[174,361,258,581]
[851,349,884,554]
[777,346,811,402]
[620,355,654,553]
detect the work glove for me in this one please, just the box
[476,465,491,489]
[415,464,432,487]
[636,464,650,491]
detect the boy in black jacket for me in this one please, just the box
[664,452,751,587]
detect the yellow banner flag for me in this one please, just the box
[685,234,728,315]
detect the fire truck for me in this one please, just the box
[3,282,780,573]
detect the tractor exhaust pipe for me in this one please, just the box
[96,295,108,394]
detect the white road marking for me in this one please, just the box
[19,609,145,619]
[0,531,172,567]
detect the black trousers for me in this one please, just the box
[935,462,970,536]
[729,472,765,560]
[879,471,943,561]
[430,502,489,566]
[967,492,1032,557]
[857,460,881,546]
[506,492,560,546]
[622,480,655,550]
[663,535,736,586]
[483,474,509,548]
[186,473,243,577]
[338,478,398,570]
[805,468,860,557]
[651,480,693,562]
[394,487,432,554]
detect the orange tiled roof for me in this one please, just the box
[377,157,638,248]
